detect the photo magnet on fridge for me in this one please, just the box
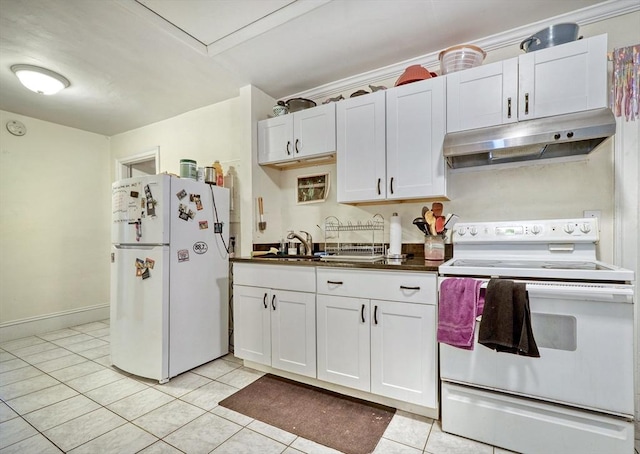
[146,198,156,217]
[190,194,203,211]
[141,268,151,279]
[176,189,187,200]
[145,258,155,269]
[177,249,190,262]
[144,185,156,217]
[178,203,190,221]
[199,220,208,229]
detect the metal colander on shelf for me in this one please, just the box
[438,44,486,74]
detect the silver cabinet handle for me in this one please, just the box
[507,97,512,118]
[361,304,365,323]
[327,280,343,285]
[271,294,276,310]
[524,93,530,115]
[286,141,291,155]
[400,285,420,290]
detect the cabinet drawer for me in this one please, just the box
[234,264,315,292]
[316,268,436,304]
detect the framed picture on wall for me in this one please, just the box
[296,173,329,204]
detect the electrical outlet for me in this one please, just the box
[583,210,601,220]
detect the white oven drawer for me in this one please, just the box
[317,268,437,304]
[439,278,634,416]
[442,382,634,454]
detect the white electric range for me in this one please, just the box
[438,218,635,454]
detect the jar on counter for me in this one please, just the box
[424,235,445,261]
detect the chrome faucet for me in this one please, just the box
[287,230,313,256]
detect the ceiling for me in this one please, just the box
[0,0,624,136]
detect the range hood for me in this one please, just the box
[443,108,616,169]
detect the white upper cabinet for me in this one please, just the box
[337,79,447,204]
[386,77,447,200]
[258,103,336,166]
[446,58,518,133]
[336,91,387,203]
[518,34,607,120]
[446,34,608,133]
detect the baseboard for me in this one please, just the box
[0,303,110,343]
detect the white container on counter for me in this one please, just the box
[389,212,402,256]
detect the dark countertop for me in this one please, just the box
[231,255,443,272]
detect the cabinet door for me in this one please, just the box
[293,103,336,159]
[271,290,317,378]
[233,285,271,366]
[317,294,370,391]
[336,91,386,203]
[257,115,294,164]
[386,77,447,200]
[518,34,607,121]
[370,300,437,408]
[446,58,518,132]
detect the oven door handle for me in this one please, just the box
[475,280,634,303]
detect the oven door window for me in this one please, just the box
[531,313,576,351]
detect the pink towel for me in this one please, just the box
[437,278,483,350]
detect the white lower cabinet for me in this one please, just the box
[233,263,438,409]
[316,268,438,408]
[317,294,370,391]
[370,299,436,406]
[233,264,316,378]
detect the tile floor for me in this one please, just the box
[0,320,635,454]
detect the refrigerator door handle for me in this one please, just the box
[114,244,167,249]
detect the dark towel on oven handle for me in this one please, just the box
[478,279,540,357]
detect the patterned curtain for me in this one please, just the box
[610,44,639,121]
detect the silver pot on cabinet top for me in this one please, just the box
[520,23,581,53]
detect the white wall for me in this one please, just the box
[109,95,247,251]
[0,110,111,331]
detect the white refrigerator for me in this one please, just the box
[110,174,229,383]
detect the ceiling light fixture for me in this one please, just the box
[11,64,70,95]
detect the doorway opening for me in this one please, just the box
[116,147,160,180]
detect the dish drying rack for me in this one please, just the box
[321,214,385,262]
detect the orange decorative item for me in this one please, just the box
[395,65,433,87]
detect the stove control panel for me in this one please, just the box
[454,218,599,243]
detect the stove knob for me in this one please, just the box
[457,227,466,236]
[469,227,478,236]
[531,225,541,235]
[563,223,575,234]
[580,223,591,233]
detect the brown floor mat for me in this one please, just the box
[219,374,395,454]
